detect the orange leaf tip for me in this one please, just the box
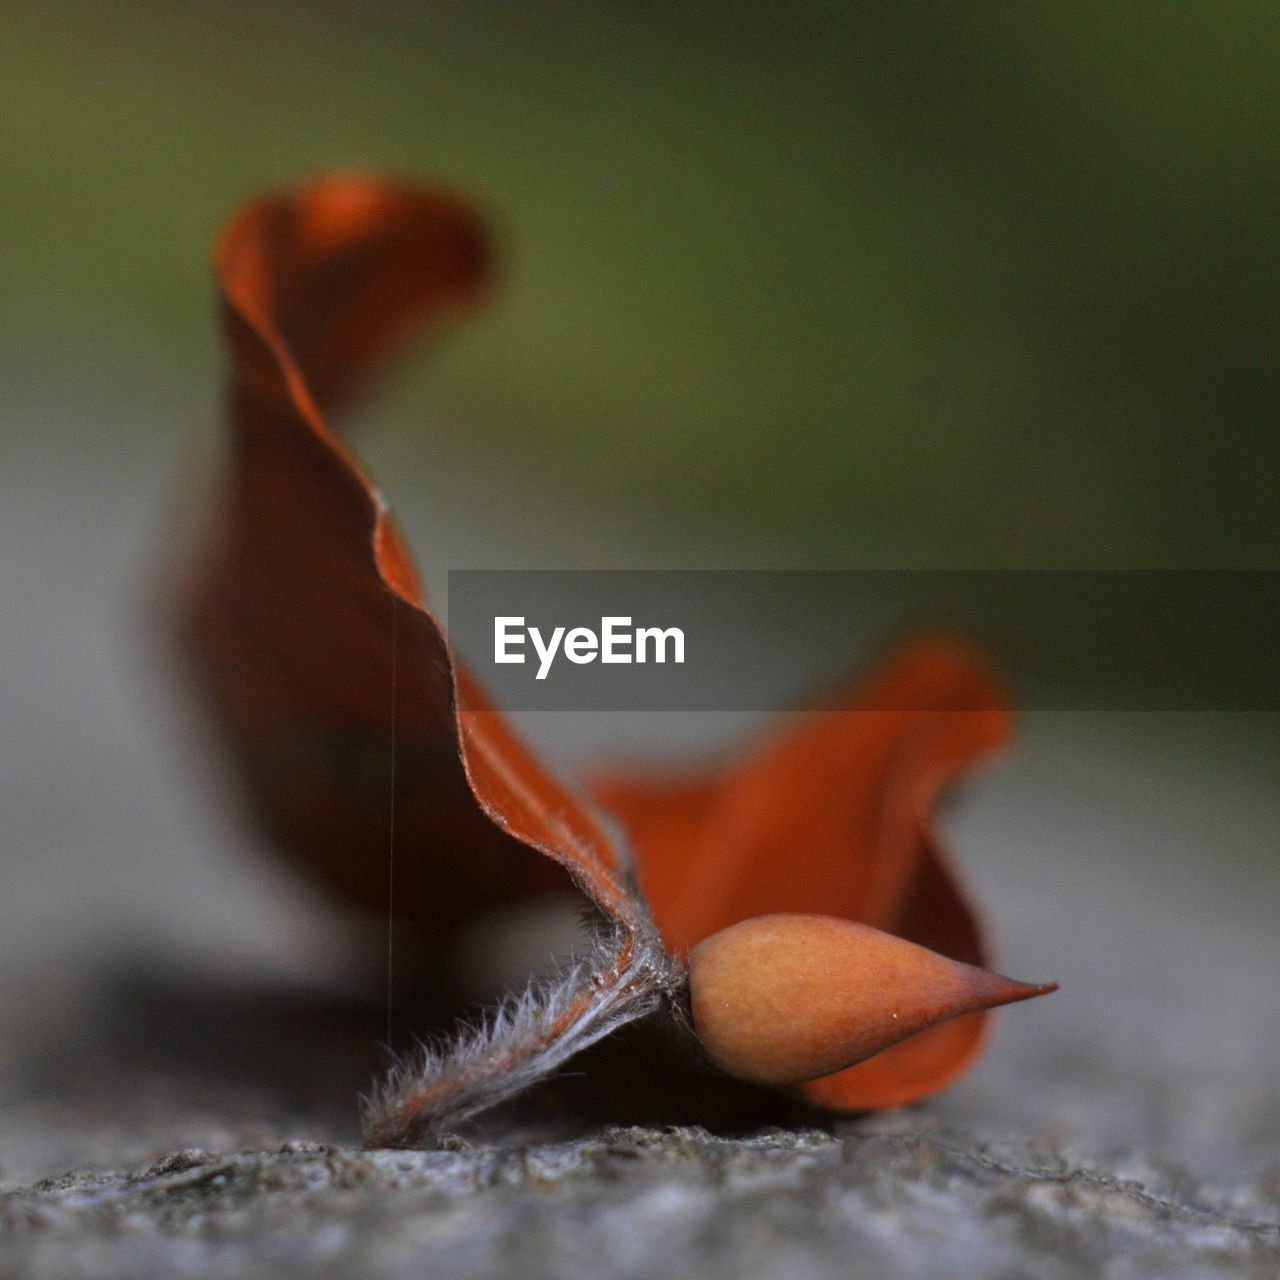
[687,914,1057,1087]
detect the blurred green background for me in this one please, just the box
[2,1,1277,567]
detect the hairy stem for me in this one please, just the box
[362,916,682,1148]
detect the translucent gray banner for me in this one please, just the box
[445,571,1278,711]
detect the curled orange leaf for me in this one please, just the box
[173,172,1054,1146]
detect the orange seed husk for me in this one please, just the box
[688,913,1056,1086]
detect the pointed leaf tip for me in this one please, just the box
[687,914,1056,1087]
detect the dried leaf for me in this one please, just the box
[179,174,678,1147]
[173,172,1053,1146]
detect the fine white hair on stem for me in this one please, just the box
[361,912,683,1149]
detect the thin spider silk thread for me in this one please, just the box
[386,591,399,1048]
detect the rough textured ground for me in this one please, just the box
[5,1121,1280,1280]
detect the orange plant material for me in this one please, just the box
[687,915,1054,1086]
[592,640,1020,1109]
[175,172,1053,1143]
[185,176,629,930]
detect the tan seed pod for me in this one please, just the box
[688,913,1056,1086]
